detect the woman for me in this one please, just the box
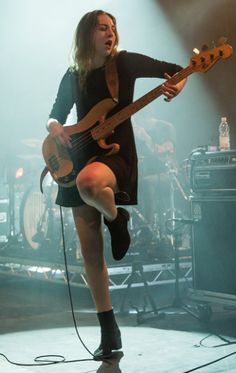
[46,10,186,359]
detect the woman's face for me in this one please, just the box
[93,14,117,63]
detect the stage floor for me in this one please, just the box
[1,277,236,372]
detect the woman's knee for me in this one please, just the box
[76,173,97,201]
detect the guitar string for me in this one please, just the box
[52,86,179,165]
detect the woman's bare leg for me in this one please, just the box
[72,162,125,357]
[72,204,112,312]
[76,161,130,261]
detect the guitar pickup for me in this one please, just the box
[48,155,59,171]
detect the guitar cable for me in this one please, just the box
[0,206,109,368]
[58,205,96,358]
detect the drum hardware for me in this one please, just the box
[115,165,187,265]
[119,259,163,322]
[111,157,191,268]
[20,179,80,263]
[168,165,189,202]
[144,161,198,319]
[0,149,71,264]
[119,161,196,321]
[127,206,162,263]
[30,185,57,251]
[117,206,171,317]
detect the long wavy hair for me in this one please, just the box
[71,10,119,85]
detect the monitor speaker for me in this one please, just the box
[191,196,236,296]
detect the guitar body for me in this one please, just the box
[42,98,118,187]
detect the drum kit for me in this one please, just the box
[0,138,80,263]
[120,158,192,265]
[0,125,192,265]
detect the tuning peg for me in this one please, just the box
[201,44,209,51]
[217,36,228,46]
[193,48,200,55]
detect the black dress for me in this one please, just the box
[49,51,182,207]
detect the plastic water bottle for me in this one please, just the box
[219,117,230,151]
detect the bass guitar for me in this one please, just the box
[42,43,233,187]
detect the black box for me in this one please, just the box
[190,149,236,194]
[190,196,236,302]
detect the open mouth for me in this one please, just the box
[105,40,113,48]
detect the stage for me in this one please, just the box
[1,275,236,373]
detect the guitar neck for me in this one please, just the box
[92,65,193,140]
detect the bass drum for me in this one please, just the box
[20,180,82,263]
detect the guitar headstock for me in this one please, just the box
[190,43,233,73]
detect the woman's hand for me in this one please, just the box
[47,119,72,148]
[161,73,187,102]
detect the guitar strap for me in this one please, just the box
[104,56,131,204]
[40,166,48,194]
[105,55,119,102]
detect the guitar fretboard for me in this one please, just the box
[92,65,193,140]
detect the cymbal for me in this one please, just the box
[21,138,42,148]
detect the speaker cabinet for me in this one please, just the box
[191,196,236,298]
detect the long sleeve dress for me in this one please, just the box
[49,50,182,207]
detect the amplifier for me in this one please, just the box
[190,196,236,304]
[189,149,236,193]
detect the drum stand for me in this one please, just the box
[119,259,162,322]
[164,161,189,308]
[148,161,200,321]
[119,161,200,323]
[31,185,56,252]
[118,206,162,320]
[154,161,215,323]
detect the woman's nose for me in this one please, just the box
[107,27,114,36]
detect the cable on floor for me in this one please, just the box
[0,205,112,367]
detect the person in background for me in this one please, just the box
[46,9,186,359]
[134,117,178,260]
[134,117,176,223]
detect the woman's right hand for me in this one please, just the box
[47,120,72,148]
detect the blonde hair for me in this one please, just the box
[71,10,119,84]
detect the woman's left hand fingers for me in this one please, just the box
[162,84,178,101]
[162,72,179,101]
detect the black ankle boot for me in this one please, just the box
[104,207,130,261]
[94,310,122,360]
